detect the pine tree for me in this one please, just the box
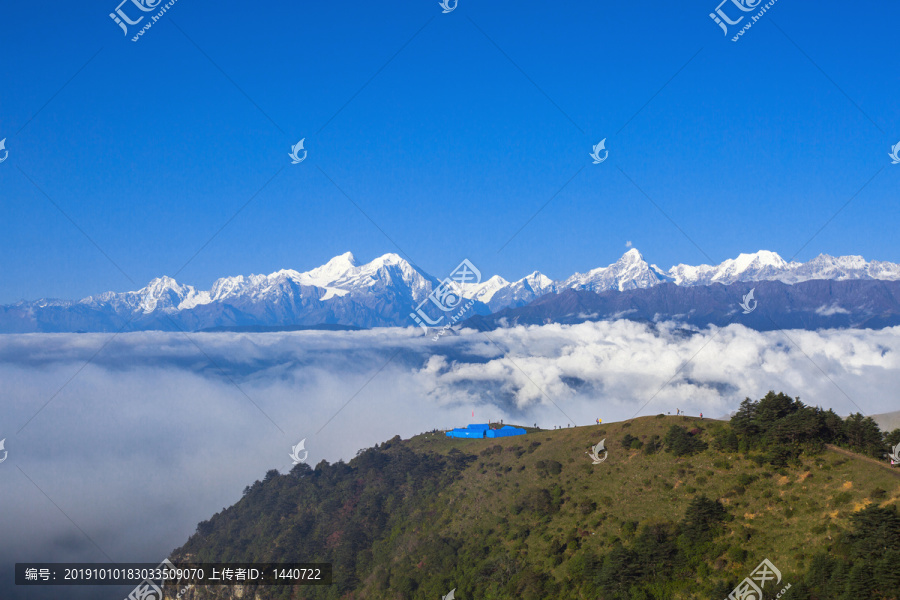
[731,397,758,437]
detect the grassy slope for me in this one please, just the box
[401,416,899,587]
[170,415,900,599]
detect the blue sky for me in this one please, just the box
[0,0,898,304]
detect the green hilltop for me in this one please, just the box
[167,392,900,599]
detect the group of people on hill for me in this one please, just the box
[535,411,708,432]
[672,408,703,419]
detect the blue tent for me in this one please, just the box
[446,424,490,438]
[486,425,526,438]
[446,424,526,439]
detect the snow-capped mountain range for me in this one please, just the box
[2,249,900,333]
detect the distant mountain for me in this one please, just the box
[464,279,900,332]
[198,324,365,333]
[667,250,900,286]
[872,410,900,433]
[0,253,463,333]
[3,249,900,333]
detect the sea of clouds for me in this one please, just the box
[1,321,899,598]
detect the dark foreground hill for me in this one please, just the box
[164,393,900,599]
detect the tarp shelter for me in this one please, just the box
[446,424,491,438]
[446,424,526,439]
[486,425,526,438]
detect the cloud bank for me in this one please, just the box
[1,321,899,598]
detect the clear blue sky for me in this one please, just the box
[1,0,898,303]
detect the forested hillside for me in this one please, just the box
[166,392,900,599]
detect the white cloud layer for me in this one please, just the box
[1,322,899,598]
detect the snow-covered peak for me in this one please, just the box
[142,276,185,294]
[369,252,404,266]
[465,275,510,303]
[523,271,554,289]
[59,248,900,329]
[301,252,359,284]
[668,250,793,286]
[564,249,665,292]
[620,248,644,263]
[134,276,201,312]
[787,253,900,283]
[726,250,788,274]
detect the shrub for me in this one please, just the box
[736,473,758,487]
[726,486,746,497]
[621,433,643,450]
[831,491,853,507]
[507,445,526,458]
[578,500,597,515]
[682,495,730,541]
[480,445,503,457]
[664,425,708,457]
[515,488,557,515]
[643,435,662,455]
[869,488,887,500]
[713,428,740,452]
[727,546,748,564]
[766,444,795,467]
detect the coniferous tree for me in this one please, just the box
[844,413,884,457]
[884,427,900,447]
[755,391,799,426]
[731,397,759,437]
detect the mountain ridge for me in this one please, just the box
[463,279,900,333]
[4,249,900,333]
